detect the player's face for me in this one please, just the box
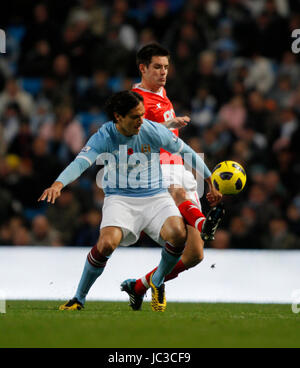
[140,56,169,90]
[115,102,145,136]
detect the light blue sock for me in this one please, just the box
[74,259,105,305]
[151,247,181,287]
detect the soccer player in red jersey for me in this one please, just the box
[121,43,224,310]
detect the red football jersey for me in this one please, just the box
[132,85,183,165]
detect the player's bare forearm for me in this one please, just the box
[164,116,190,129]
[205,177,222,207]
[38,181,64,204]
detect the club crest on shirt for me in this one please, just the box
[141,144,151,153]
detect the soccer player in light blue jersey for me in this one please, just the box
[38,91,222,312]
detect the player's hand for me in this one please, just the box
[166,116,190,129]
[205,176,222,207]
[38,181,64,204]
[206,187,223,207]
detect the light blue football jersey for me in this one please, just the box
[56,119,211,197]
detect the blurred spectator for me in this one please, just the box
[0,223,12,245]
[18,39,53,77]
[240,204,259,232]
[229,216,256,249]
[74,208,102,246]
[290,86,300,116]
[12,226,32,246]
[200,126,229,163]
[245,90,271,135]
[250,2,290,60]
[109,8,138,51]
[190,85,217,131]
[0,153,38,208]
[91,23,131,76]
[213,18,237,76]
[263,169,287,204]
[230,140,251,167]
[244,54,275,94]
[193,50,228,107]
[20,2,60,57]
[50,54,74,106]
[46,188,81,244]
[30,215,62,246]
[67,0,107,37]
[272,107,298,152]
[173,41,196,82]
[211,229,231,249]
[59,15,96,76]
[145,0,174,42]
[277,51,300,89]
[30,99,54,136]
[246,184,281,230]
[8,118,33,158]
[136,28,157,50]
[261,217,300,249]
[217,95,247,138]
[0,187,15,228]
[269,74,294,109]
[0,78,34,117]
[0,102,22,147]
[49,105,85,163]
[30,136,62,192]
[286,204,300,237]
[2,216,32,246]
[77,70,112,112]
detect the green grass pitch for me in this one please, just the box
[1,301,299,348]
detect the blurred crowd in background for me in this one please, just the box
[0,0,300,249]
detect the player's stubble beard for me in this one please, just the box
[141,70,167,93]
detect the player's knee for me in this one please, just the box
[97,237,117,257]
[169,187,187,206]
[168,225,187,248]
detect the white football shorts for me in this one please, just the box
[100,192,182,246]
[161,164,201,209]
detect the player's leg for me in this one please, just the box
[126,187,223,300]
[127,168,203,297]
[172,187,225,241]
[148,215,187,312]
[131,214,204,300]
[59,226,122,310]
[152,215,187,286]
[181,225,204,267]
[122,192,187,312]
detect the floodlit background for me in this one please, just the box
[0,0,300,302]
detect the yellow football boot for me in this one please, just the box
[149,272,166,312]
[59,298,84,311]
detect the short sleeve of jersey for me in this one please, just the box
[76,128,108,166]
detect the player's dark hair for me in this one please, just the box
[105,91,144,123]
[136,43,170,68]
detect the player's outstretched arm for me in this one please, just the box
[163,116,190,129]
[37,157,91,205]
[37,129,105,205]
[38,181,64,204]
